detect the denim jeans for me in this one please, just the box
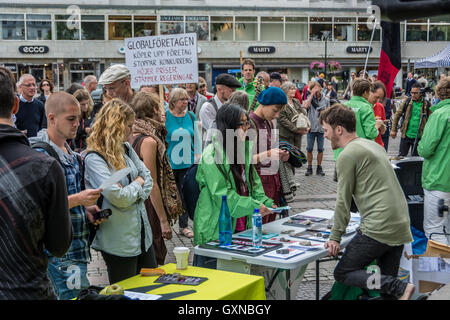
[306,132,324,153]
[333,230,407,299]
[47,257,90,300]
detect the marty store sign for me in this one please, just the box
[125,33,198,86]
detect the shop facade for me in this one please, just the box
[1,1,448,91]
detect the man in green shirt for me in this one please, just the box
[391,83,431,157]
[418,77,450,245]
[320,104,415,300]
[237,58,263,111]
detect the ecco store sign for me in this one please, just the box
[19,45,49,54]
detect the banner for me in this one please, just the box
[378,21,401,99]
[125,33,198,87]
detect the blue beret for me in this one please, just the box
[257,87,288,105]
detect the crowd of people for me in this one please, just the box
[0,58,449,300]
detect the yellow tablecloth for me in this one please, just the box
[116,263,266,300]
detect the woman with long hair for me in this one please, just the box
[193,103,274,269]
[129,91,184,265]
[84,98,156,284]
[165,87,202,239]
[71,89,93,152]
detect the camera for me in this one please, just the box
[92,208,112,221]
[420,86,432,98]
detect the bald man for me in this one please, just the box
[84,75,98,94]
[30,92,105,300]
[256,71,270,88]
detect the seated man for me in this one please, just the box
[321,104,415,300]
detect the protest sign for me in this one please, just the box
[125,33,198,87]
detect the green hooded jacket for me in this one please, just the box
[417,99,450,192]
[333,95,379,161]
[193,139,274,246]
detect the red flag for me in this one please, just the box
[378,21,401,98]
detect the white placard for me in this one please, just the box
[125,33,198,87]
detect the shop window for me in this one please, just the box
[406,18,428,41]
[81,15,105,40]
[235,16,257,41]
[26,14,51,40]
[333,17,356,41]
[1,14,25,40]
[260,17,284,41]
[357,17,380,41]
[134,16,157,37]
[309,17,332,41]
[211,16,233,41]
[108,15,131,40]
[160,16,184,35]
[285,17,308,41]
[429,15,450,41]
[186,16,209,41]
[56,14,80,40]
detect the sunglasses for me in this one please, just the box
[42,83,50,87]
[239,120,250,127]
[411,92,420,95]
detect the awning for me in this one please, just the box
[414,44,450,69]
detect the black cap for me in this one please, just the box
[215,74,242,88]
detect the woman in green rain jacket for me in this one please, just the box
[193,103,274,268]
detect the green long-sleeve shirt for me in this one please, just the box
[333,96,379,161]
[331,138,413,246]
[417,99,450,192]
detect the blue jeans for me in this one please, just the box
[306,132,324,153]
[47,257,90,300]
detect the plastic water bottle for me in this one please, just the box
[252,208,263,248]
[219,195,232,247]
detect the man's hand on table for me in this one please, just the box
[324,240,340,257]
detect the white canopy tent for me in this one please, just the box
[415,44,450,69]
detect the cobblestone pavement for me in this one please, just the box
[87,135,401,300]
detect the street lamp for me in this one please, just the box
[321,30,332,80]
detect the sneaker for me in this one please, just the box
[305,166,313,176]
[316,166,325,176]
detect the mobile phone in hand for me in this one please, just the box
[92,209,112,221]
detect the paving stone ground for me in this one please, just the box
[87,134,401,300]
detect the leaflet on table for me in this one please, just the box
[124,291,162,300]
[263,248,305,260]
[418,257,450,273]
[269,206,291,213]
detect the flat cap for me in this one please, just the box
[99,64,131,85]
[215,74,242,88]
[257,86,287,105]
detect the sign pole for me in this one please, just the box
[363,19,377,77]
[159,84,165,114]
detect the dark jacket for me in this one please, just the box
[405,78,417,96]
[15,98,47,138]
[0,124,71,300]
[392,97,431,139]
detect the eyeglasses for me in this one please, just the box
[411,91,420,95]
[21,83,36,87]
[104,80,125,92]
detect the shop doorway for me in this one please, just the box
[70,62,96,84]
